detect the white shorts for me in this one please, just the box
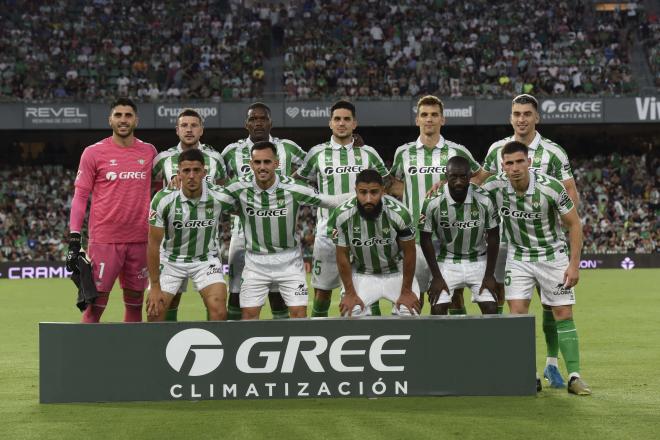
[494,243,507,283]
[343,271,420,317]
[435,260,495,304]
[159,257,226,295]
[240,248,308,308]
[504,256,576,306]
[311,235,340,290]
[227,232,245,294]
[415,244,430,293]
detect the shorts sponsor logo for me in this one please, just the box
[105,171,148,181]
[323,165,363,175]
[439,220,481,229]
[206,264,223,276]
[294,283,308,296]
[407,166,446,175]
[551,283,574,299]
[351,237,394,246]
[166,329,224,376]
[246,207,288,217]
[499,207,543,220]
[173,219,216,229]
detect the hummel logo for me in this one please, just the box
[109,159,118,166]
[138,159,145,165]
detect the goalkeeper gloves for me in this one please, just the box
[66,232,81,274]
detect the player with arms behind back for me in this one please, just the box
[67,98,157,322]
[483,94,579,388]
[482,141,591,395]
[330,169,420,317]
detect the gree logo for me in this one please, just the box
[166,329,224,376]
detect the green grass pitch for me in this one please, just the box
[1,269,658,439]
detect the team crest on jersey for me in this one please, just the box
[382,227,390,234]
[206,207,214,214]
[471,207,480,216]
[138,159,145,165]
[277,198,286,208]
[440,210,448,216]
[532,201,541,209]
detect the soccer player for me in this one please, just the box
[152,108,228,321]
[223,141,350,319]
[390,95,488,315]
[329,169,420,317]
[482,141,591,395]
[294,100,389,317]
[146,148,231,321]
[222,102,306,320]
[482,94,579,388]
[66,98,157,322]
[419,156,499,315]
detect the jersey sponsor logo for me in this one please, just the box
[173,219,216,229]
[439,220,481,229]
[351,237,394,246]
[105,171,148,181]
[407,165,446,175]
[499,207,543,220]
[323,165,363,175]
[246,207,288,217]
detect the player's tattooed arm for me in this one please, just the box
[146,225,166,320]
[560,207,583,288]
[420,231,448,306]
[336,245,364,317]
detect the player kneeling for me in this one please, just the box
[146,149,233,321]
[329,170,421,317]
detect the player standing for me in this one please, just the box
[222,102,306,320]
[66,98,157,322]
[482,94,579,388]
[390,95,487,315]
[146,149,232,321]
[330,169,421,317]
[482,141,590,395]
[420,156,499,315]
[152,108,228,321]
[294,100,389,317]
[223,141,349,319]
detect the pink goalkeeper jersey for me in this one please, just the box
[74,136,157,243]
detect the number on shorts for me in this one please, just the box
[313,260,321,276]
[504,270,512,287]
[98,262,105,279]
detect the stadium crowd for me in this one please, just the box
[0,0,270,102]
[1,152,657,263]
[281,0,638,99]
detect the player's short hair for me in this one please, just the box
[446,156,471,174]
[355,169,383,186]
[177,108,203,125]
[502,141,529,157]
[247,102,271,118]
[178,147,205,165]
[331,100,356,118]
[251,140,277,157]
[416,95,444,114]
[110,97,137,113]
[511,94,538,111]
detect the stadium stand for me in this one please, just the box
[0,0,270,102]
[281,0,639,99]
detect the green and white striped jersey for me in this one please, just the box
[420,183,499,263]
[149,180,234,263]
[297,137,389,236]
[223,174,344,254]
[221,135,306,233]
[152,143,227,186]
[482,171,575,262]
[328,195,415,275]
[482,132,573,181]
[391,136,481,241]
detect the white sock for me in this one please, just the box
[546,357,559,368]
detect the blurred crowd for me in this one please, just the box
[282,0,640,100]
[1,152,658,263]
[0,0,269,102]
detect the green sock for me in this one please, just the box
[497,305,504,314]
[370,302,382,316]
[227,305,242,320]
[542,309,560,358]
[311,298,331,317]
[271,309,289,319]
[448,307,466,315]
[165,308,178,322]
[556,319,580,375]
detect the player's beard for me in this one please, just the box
[357,200,383,221]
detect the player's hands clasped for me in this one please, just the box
[65,232,81,274]
[427,276,449,306]
[396,286,421,315]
